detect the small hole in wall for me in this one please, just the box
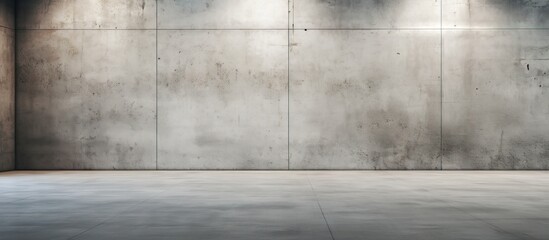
[304,29,307,31]
[476,88,478,90]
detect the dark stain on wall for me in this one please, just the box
[317,0,365,8]
[16,0,156,29]
[443,30,549,169]
[481,0,549,26]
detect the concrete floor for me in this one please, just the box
[0,171,548,240]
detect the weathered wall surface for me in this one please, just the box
[289,0,442,169]
[0,0,14,171]
[16,1,157,169]
[289,30,441,169]
[14,0,549,169]
[156,0,288,169]
[442,0,549,169]
[16,0,156,30]
[157,30,288,169]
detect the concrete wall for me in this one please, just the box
[442,0,549,169]
[156,0,289,169]
[14,0,549,170]
[0,0,14,171]
[16,0,157,169]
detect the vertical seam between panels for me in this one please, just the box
[155,0,159,170]
[440,0,444,170]
[287,0,291,170]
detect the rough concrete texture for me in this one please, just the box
[1,171,549,239]
[16,0,156,29]
[158,30,288,169]
[158,0,287,29]
[290,30,441,169]
[14,0,549,169]
[293,0,441,29]
[443,0,549,28]
[0,0,14,171]
[0,28,14,171]
[442,30,549,169]
[16,30,156,169]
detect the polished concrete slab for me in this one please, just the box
[0,171,547,240]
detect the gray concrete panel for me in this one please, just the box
[157,30,289,169]
[16,0,156,29]
[289,30,441,169]
[0,0,13,28]
[442,30,549,169]
[0,28,14,171]
[158,0,288,29]
[443,0,549,29]
[16,30,156,169]
[292,0,441,29]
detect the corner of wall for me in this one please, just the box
[0,0,15,172]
